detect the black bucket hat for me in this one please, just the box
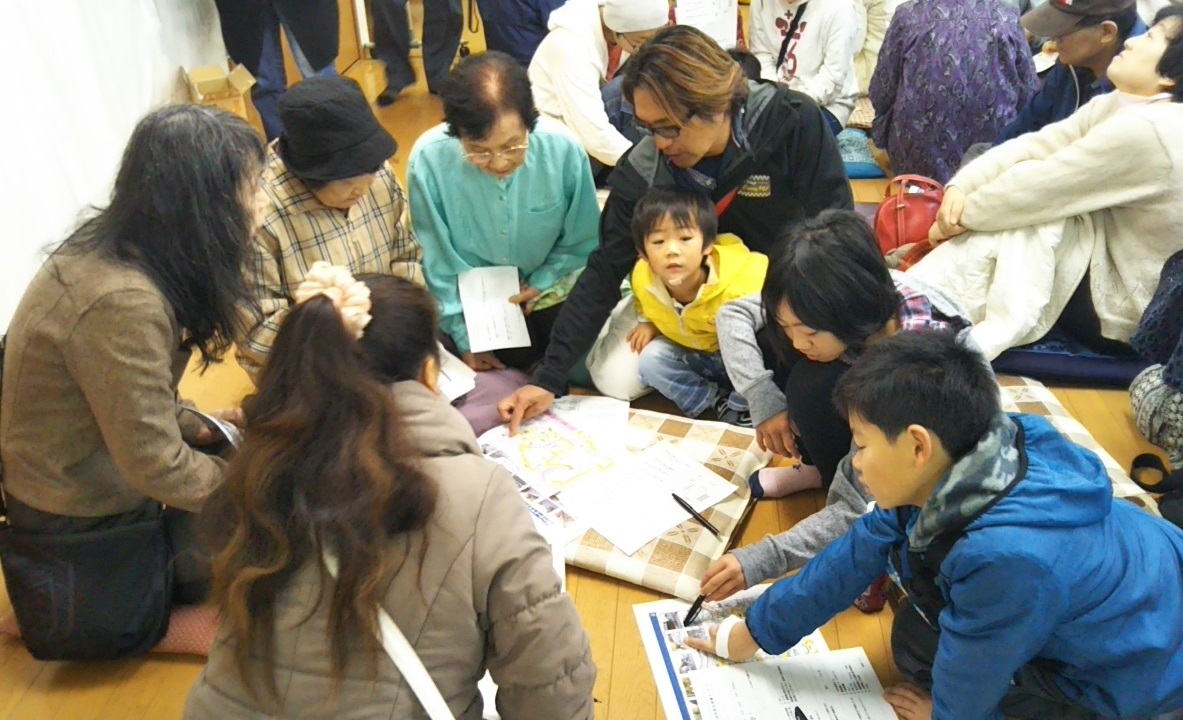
[277,76,397,182]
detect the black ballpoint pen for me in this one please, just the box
[683,594,706,625]
[671,492,721,538]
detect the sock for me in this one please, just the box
[748,464,823,500]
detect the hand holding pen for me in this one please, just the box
[684,554,746,624]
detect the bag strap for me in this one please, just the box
[775,3,809,73]
[885,174,944,200]
[715,187,740,218]
[321,549,456,720]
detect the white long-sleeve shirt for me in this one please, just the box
[749,0,860,125]
[528,0,633,166]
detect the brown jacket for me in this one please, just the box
[184,382,596,720]
[0,250,223,517]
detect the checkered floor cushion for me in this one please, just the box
[566,410,771,601]
[998,375,1160,514]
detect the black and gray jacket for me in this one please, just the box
[531,81,853,394]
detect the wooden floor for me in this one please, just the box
[0,37,1168,720]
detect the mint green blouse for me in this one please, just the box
[407,120,600,353]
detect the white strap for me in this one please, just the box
[715,615,745,661]
[322,550,456,720]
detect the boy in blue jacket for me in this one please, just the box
[687,331,1183,720]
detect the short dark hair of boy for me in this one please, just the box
[833,331,1000,461]
[761,209,899,357]
[630,186,718,255]
[727,48,762,81]
[439,51,539,141]
[1155,6,1183,102]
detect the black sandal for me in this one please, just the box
[1130,453,1183,495]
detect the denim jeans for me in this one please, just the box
[601,75,642,146]
[252,2,338,140]
[637,338,746,417]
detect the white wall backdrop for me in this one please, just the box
[0,0,228,329]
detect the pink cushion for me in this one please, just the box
[454,368,530,437]
[0,604,218,656]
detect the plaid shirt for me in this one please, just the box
[239,147,424,375]
[841,285,956,364]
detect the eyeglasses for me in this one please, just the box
[636,123,682,140]
[463,140,529,166]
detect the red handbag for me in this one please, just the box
[873,174,944,269]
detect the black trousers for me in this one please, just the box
[1055,270,1136,356]
[891,602,1103,719]
[371,0,463,95]
[443,301,565,374]
[758,327,852,489]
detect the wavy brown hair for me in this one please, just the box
[203,287,437,699]
[622,25,749,126]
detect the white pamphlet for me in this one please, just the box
[458,266,530,353]
[186,407,242,449]
[690,648,898,720]
[437,343,476,402]
[633,585,831,720]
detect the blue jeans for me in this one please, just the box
[253,3,338,140]
[637,338,747,417]
[820,106,843,136]
[602,76,642,146]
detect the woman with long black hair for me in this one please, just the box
[0,104,265,659]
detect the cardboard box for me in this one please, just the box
[183,64,256,119]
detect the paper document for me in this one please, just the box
[549,395,630,455]
[691,648,898,720]
[437,344,476,402]
[560,442,736,554]
[186,408,242,449]
[458,266,530,353]
[482,408,737,555]
[634,585,830,720]
[675,0,739,50]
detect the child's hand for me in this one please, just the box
[883,683,933,720]
[684,617,760,662]
[700,554,746,601]
[628,322,661,353]
[756,411,798,458]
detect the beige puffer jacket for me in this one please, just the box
[183,381,595,719]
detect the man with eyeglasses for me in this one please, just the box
[529,0,671,169]
[499,25,852,432]
[409,52,600,374]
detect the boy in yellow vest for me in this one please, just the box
[627,187,768,424]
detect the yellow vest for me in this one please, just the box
[631,234,768,353]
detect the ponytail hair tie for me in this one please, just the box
[293,261,373,339]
